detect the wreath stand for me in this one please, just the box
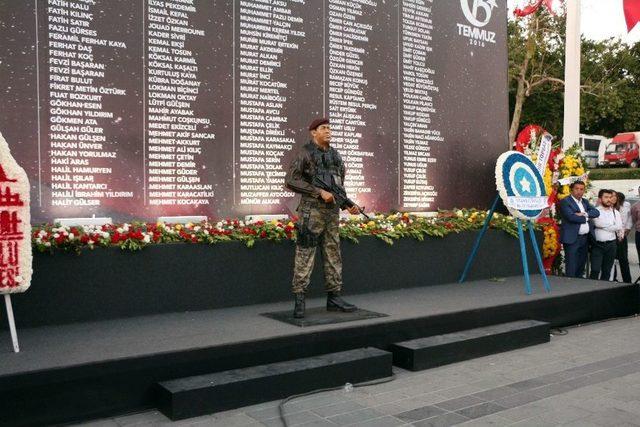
[4,294,19,352]
[458,194,551,295]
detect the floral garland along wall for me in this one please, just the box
[32,209,527,254]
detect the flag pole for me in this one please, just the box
[562,0,581,150]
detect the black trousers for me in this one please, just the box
[563,234,589,278]
[589,239,617,281]
[614,236,631,283]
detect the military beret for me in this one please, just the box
[308,118,329,131]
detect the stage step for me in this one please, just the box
[390,320,550,371]
[156,347,392,420]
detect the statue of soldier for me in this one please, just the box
[285,118,361,318]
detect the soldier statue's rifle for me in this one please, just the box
[313,174,370,219]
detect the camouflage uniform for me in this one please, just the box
[285,141,346,294]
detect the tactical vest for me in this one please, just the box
[304,142,343,188]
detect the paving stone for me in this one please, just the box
[529,381,575,398]
[493,392,542,409]
[496,402,548,422]
[261,411,324,427]
[533,405,594,425]
[347,416,405,427]
[247,405,287,421]
[456,414,512,426]
[290,420,336,427]
[455,402,507,420]
[311,401,366,418]
[326,408,385,426]
[286,394,346,412]
[392,393,449,411]
[412,412,470,427]
[433,385,485,400]
[76,420,120,427]
[508,378,547,391]
[581,407,640,426]
[433,395,486,411]
[368,403,405,416]
[395,405,446,423]
[470,386,520,402]
[113,410,168,426]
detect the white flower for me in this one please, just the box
[53,233,60,238]
[194,226,201,232]
[204,229,210,235]
[456,210,463,217]
[88,240,94,245]
[143,235,151,243]
[44,242,51,247]
[68,233,74,240]
[101,232,109,239]
[116,227,123,233]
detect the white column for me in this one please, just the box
[563,0,581,150]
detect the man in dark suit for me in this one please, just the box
[559,181,600,278]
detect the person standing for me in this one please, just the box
[559,181,600,278]
[630,186,640,277]
[612,192,632,282]
[590,189,623,281]
[285,118,361,318]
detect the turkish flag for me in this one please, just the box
[513,0,560,18]
[624,0,640,32]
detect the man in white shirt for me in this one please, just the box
[613,192,632,282]
[590,189,623,280]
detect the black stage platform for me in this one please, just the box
[0,276,637,426]
[3,230,543,328]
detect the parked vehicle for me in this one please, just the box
[602,132,640,168]
[579,134,607,168]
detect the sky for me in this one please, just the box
[507,0,640,44]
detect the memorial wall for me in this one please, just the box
[0,0,508,222]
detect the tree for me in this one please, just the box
[508,9,565,146]
[508,7,640,142]
[579,41,640,136]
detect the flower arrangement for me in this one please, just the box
[556,145,586,200]
[32,209,525,254]
[537,216,562,273]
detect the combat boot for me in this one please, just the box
[327,291,357,312]
[293,293,305,318]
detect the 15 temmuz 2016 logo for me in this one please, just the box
[457,0,498,47]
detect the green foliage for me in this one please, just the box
[588,167,640,180]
